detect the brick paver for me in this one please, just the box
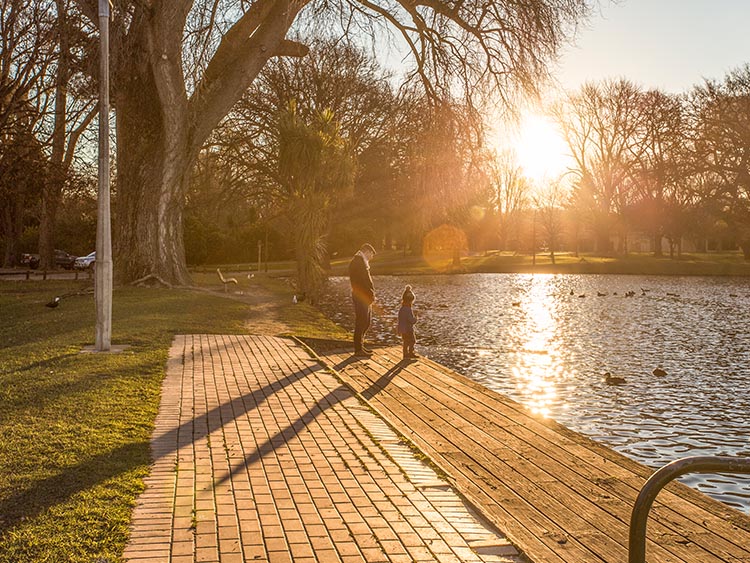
[123,335,521,562]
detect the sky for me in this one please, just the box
[554,0,750,94]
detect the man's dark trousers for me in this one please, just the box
[353,297,372,351]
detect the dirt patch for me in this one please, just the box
[192,284,292,336]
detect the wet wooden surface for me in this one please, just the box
[303,339,750,563]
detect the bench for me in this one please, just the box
[216,268,238,292]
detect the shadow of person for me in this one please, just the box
[361,363,404,400]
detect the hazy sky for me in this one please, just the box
[555,0,750,93]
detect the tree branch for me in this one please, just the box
[63,101,98,168]
[188,0,311,155]
[273,39,308,58]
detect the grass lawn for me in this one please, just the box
[0,281,249,563]
[200,250,750,278]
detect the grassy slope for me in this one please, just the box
[0,281,248,563]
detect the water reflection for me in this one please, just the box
[317,273,750,512]
[509,275,560,417]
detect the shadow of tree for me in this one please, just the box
[1,354,323,537]
[0,442,148,534]
[1,335,407,544]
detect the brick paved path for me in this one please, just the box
[123,335,523,563]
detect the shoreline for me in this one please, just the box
[189,250,750,278]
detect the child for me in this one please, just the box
[397,285,418,360]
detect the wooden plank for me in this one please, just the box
[391,353,750,557]
[394,353,750,554]
[334,354,707,563]
[322,352,624,562]
[302,340,750,563]
[398,356,750,561]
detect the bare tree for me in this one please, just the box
[487,148,529,251]
[0,0,54,136]
[554,79,644,254]
[0,0,55,265]
[627,89,688,256]
[533,179,566,264]
[205,39,396,207]
[69,0,593,285]
[690,65,750,259]
[38,0,97,269]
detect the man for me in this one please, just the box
[348,243,376,356]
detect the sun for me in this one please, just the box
[514,113,570,184]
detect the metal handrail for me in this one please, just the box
[629,455,750,563]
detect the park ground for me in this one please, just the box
[2,251,750,561]
[0,275,344,562]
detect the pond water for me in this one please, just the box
[317,273,750,512]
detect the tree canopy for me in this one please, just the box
[66,0,593,284]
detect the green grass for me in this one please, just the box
[0,281,249,563]
[198,249,750,278]
[330,249,750,276]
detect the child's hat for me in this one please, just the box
[402,285,415,302]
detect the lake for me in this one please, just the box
[317,273,750,512]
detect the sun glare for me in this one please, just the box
[514,113,570,184]
[508,275,565,418]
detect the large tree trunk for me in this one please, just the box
[114,60,193,286]
[2,191,24,267]
[106,1,306,286]
[652,234,663,257]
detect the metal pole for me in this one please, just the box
[257,239,262,273]
[95,0,112,351]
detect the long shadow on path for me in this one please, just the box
[0,335,321,537]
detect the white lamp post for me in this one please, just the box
[95,0,113,351]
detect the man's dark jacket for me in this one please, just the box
[348,253,375,305]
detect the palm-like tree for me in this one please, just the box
[278,103,355,302]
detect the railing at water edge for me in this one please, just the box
[629,455,750,563]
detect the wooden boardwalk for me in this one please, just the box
[304,339,750,563]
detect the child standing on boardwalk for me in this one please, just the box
[397,285,418,360]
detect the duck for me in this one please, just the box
[624,290,636,298]
[597,291,608,297]
[45,296,61,308]
[578,293,586,298]
[512,301,521,307]
[604,372,626,385]
[652,366,667,377]
[569,289,574,295]
[666,292,680,297]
